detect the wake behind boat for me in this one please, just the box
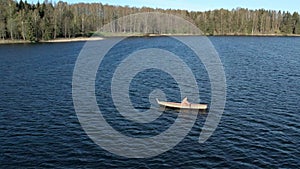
[156,97,208,110]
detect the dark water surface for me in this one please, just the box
[0,37,299,168]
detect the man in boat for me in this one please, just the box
[181,97,191,107]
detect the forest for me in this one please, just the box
[1,0,300,41]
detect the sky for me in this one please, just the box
[27,0,300,13]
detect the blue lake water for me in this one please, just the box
[0,37,299,168]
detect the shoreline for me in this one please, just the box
[1,34,300,44]
[41,37,105,43]
[209,33,300,37]
[0,37,105,44]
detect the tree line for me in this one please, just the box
[1,0,300,41]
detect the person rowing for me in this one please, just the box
[181,97,191,107]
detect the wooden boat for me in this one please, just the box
[156,97,208,110]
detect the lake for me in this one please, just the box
[0,37,299,168]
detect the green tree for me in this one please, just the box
[292,12,300,34]
[7,0,17,40]
[280,12,293,34]
[0,0,7,40]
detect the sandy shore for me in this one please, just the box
[0,39,31,44]
[0,37,105,44]
[43,37,105,43]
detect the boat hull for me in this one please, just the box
[156,99,208,110]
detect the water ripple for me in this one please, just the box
[0,38,300,168]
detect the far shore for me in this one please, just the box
[0,37,105,44]
[1,34,300,44]
[211,33,300,37]
[41,37,105,43]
